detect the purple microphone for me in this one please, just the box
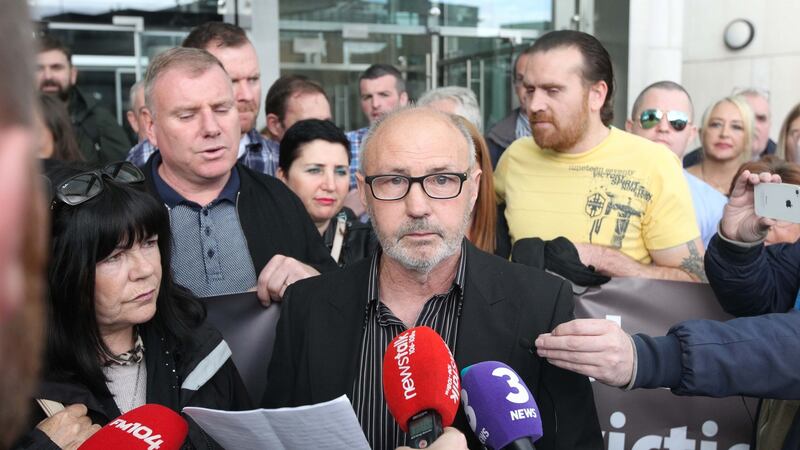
[460,361,543,450]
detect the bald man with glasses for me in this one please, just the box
[263,106,602,450]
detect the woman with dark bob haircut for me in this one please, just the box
[278,119,378,266]
[15,162,250,449]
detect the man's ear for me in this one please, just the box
[688,124,698,143]
[276,167,288,183]
[126,110,139,134]
[265,114,283,141]
[399,91,409,107]
[356,172,368,209]
[142,108,157,148]
[69,66,77,86]
[588,80,608,115]
[469,167,482,211]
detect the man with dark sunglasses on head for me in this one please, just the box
[495,31,705,282]
[626,81,726,248]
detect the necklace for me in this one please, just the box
[127,359,143,413]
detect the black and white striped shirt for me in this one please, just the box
[350,241,467,450]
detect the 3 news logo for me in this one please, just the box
[461,362,541,448]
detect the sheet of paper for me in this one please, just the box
[183,395,371,450]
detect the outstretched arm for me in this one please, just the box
[575,237,707,282]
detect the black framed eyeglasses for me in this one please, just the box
[364,172,468,201]
[639,109,689,131]
[52,161,145,207]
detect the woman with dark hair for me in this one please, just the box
[35,94,82,161]
[278,119,377,266]
[16,162,250,449]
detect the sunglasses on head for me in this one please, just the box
[639,109,689,131]
[51,161,145,208]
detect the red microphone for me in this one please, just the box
[383,326,461,449]
[79,404,188,450]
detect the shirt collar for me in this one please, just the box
[245,128,262,144]
[151,152,240,208]
[237,131,251,159]
[240,128,275,154]
[138,138,155,150]
[516,109,531,138]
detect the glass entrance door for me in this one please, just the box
[277,0,552,133]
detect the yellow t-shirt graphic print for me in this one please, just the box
[495,127,700,264]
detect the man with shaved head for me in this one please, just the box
[263,106,601,450]
[626,80,726,247]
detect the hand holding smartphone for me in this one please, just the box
[755,183,800,223]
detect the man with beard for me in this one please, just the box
[263,106,602,450]
[495,31,704,282]
[35,34,131,164]
[5,2,98,447]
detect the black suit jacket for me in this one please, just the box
[263,242,602,450]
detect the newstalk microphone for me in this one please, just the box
[383,326,461,449]
[460,361,543,450]
[79,404,188,450]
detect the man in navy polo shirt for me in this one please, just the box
[141,47,335,305]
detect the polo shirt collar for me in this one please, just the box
[150,152,240,208]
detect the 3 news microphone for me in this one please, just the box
[461,361,543,450]
[383,326,461,449]
[79,403,188,450]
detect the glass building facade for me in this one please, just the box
[31,1,628,138]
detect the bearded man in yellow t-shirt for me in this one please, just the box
[495,30,705,282]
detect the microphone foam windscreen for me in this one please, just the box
[79,403,188,450]
[382,326,461,432]
[460,361,543,449]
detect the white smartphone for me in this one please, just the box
[755,183,800,223]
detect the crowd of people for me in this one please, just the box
[0,1,798,448]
